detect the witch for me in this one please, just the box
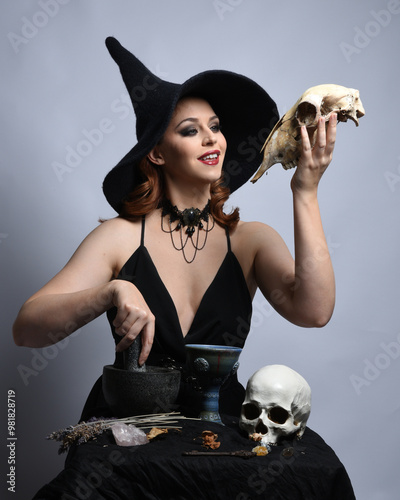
[13,38,354,499]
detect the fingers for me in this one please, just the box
[138,323,154,366]
[114,303,143,336]
[293,113,337,193]
[315,116,327,150]
[300,114,337,164]
[109,281,155,360]
[325,113,337,155]
[315,114,337,154]
[300,123,312,153]
[114,302,155,359]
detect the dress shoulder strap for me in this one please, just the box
[225,226,231,252]
[140,215,146,246]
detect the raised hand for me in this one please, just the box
[291,113,337,195]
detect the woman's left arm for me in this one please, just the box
[253,113,337,327]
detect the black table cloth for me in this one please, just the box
[33,416,355,500]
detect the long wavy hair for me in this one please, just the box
[119,157,240,230]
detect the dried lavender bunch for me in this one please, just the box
[46,413,193,454]
[46,417,111,454]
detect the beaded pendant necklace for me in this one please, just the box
[160,198,215,263]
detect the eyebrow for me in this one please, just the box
[174,115,219,130]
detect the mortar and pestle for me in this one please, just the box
[102,337,181,418]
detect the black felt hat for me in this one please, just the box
[103,37,278,213]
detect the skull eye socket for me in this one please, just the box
[268,406,289,424]
[296,101,317,126]
[242,403,261,420]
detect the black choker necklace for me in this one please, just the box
[160,198,215,263]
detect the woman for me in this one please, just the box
[13,37,336,413]
[13,38,353,499]
[13,37,335,363]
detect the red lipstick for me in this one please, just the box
[198,150,220,165]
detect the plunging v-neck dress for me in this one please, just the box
[81,216,253,420]
[34,218,356,500]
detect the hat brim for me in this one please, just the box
[103,47,278,213]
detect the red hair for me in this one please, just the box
[119,158,240,230]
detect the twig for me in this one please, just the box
[182,450,257,459]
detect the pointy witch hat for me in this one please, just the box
[103,37,278,213]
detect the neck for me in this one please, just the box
[164,184,211,211]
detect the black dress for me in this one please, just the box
[80,216,252,422]
[33,218,356,499]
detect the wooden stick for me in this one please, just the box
[182,450,257,459]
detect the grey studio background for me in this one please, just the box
[1,1,399,498]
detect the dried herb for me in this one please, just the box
[201,430,221,450]
[47,412,195,454]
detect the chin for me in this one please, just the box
[207,168,223,183]
[204,175,222,187]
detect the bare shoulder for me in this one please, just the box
[79,217,142,273]
[88,217,141,245]
[232,220,283,250]
[42,216,141,284]
[231,219,290,270]
[229,220,287,296]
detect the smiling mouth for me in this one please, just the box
[198,151,220,165]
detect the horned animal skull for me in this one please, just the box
[239,365,311,446]
[251,84,365,182]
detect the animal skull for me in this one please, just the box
[239,365,311,446]
[251,84,365,182]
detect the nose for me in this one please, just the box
[202,133,217,146]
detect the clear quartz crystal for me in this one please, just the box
[111,422,149,446]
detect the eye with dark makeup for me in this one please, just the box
[179,127,198,137]
[179,121,221,137]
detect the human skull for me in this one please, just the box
[251,84,365,182]
[239,365,311,446]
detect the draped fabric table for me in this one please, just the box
[33,416,355,500]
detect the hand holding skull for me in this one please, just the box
[251,84,365,185]
[290,113,337,195]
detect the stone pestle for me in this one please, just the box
[123,336,146,372]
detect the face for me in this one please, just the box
[148,97,227,190]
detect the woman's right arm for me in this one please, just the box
[12,218,154,365]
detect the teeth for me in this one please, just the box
[201,153,218,160]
